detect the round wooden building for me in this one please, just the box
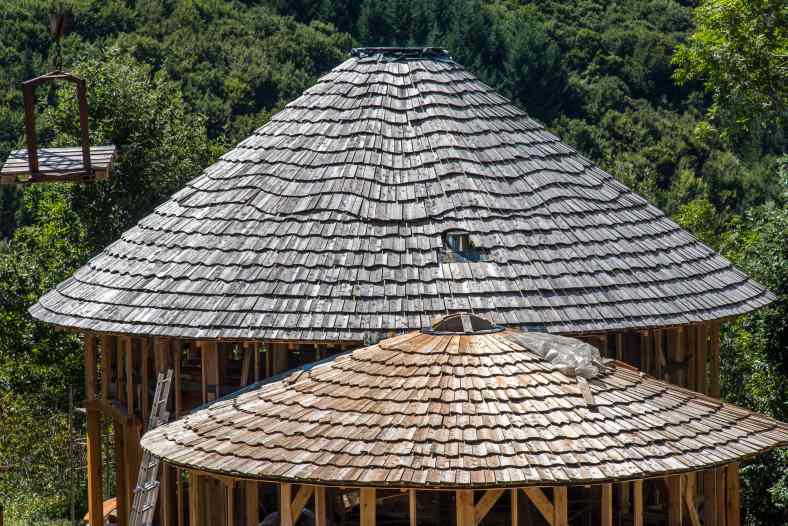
[29,48,776,526]
[141,314,788,526]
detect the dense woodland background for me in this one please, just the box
[0,0,785,524]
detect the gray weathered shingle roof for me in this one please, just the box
[30,48,774,341]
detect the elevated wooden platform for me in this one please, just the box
[1,145,116,184]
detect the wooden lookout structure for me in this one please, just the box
[141,314,788,525]
[29,47,779,525]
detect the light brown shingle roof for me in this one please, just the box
[141,322,788,488]
[31,48,773,341]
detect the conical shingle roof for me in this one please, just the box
[31,48,773,341]
[141,316,788,487]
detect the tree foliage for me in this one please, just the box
[673,0,787,142]
[0,0,785,524]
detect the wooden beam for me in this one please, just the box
[240,346,252,386]
[615,333,624,361]
[409,489,417,526]
[667,475,682,526]
[716,467,727,526]
[601,483,612,526]
[521,488,554,525]
[244,481,259,526]
[117,336,126,405]
[641,331,652,376]
[726,464,740,526]
[475,489,504,524]
[85,409,103,526]
[361,488,377,526]
[291,485,314,523]
[315,486,327,526]
[696,324,708,394]
[456,490,474,526]
[126,421,141,519]
[633,480,643,526]
[654,329,665,379]
[709,322,721,398]
[510,489,518,526]
[553,487,568,526]
[280,483,294,526]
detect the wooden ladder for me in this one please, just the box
[129,369,174,526]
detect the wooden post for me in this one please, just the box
[173,340,182,418]
[84,334,98,399]
[160,465,174,526]
[667,475,682,526]
[244,481,259,526]
[141,338,150,427]
[726,464,740,526]
[361,488,377,526]
[100,335,115,399]
[117,336,127,404]
[456,490,474,526]
[696,324,708,394]
[510,489,518,526]
[253,342,261,382]
[553,487,568,526]
[703,468,719,526]
[315,486,327,526]
[226,480,235,526]
[601,483,612,526]
[709,322,721,398]
[633,480,643,526]
[177,470,185,526]
[115,425,128,526]
[189,473,203,526]
[409,489,417,526]
[716,468,727,526]
[85,409,103,526]
[125,337,134,412]
[641,331,652,375]
[280,483,294,526]
[654,329,665,379]
[201,341,219,402]
[687,325,697,391]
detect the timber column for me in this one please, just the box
[84,334,104,526]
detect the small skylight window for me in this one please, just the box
[445,230,471,252]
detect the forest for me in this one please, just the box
[0,0,785,524]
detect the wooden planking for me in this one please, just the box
[726,464,740,526]
[1,145,116,183]
[30,50,774,342]
[360,488,376,526]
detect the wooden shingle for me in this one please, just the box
[30,48,774,341]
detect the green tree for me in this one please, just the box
[673,0,787,142]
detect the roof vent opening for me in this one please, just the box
[427,313,503,335]
[441,229,487,262]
